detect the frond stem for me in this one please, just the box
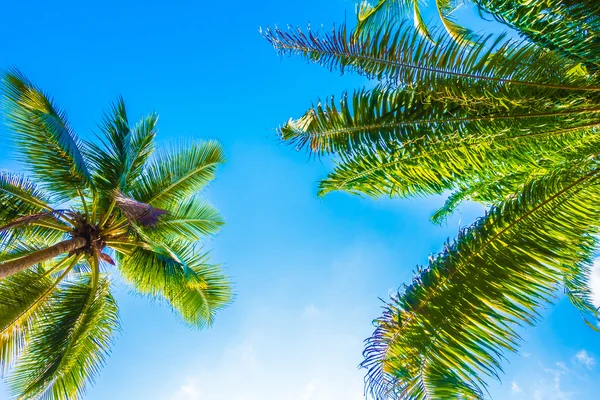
[304,107,600,142]
[273,40,600,92]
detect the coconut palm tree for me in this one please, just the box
[264,1,600,398]
[0,70,232,399]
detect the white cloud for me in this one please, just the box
[511,381,522,394]
[531,364,573,400]
[575,350,595,369]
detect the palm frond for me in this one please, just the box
[357,0,478,43]
[279,84,600,156]
[8,275,119,400]
[2,69,92,198]
[0,172,70,249]
[86,98,157,196]
[357,0,435,42]
[0,267,55,372]
[362,163,600,399]
[263,22,600,93]
[131,140,225,208]
[314,102,600,198]
[117,241,232,328]
[474,0,600,68]
[0,172,55,221]
[152,196,224,242]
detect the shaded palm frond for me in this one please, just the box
[263,23,600,94]
[8,275,119,400]
[0,172,71,247]
[2,70,92,198]
[362,163,600,399]
[0,172,55,221]
[357,0,478,43]
[474,0,600,68]
[0,267,56,372]
[0,211,71,233]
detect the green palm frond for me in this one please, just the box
[474,0,600,68]
[263,23,600,95]
[278,84,600,156]
[358,0,436,42]
[357,0,477,43]
[362,163,600,399]
[8,275,118,400]
[0,172,55,222]
[2,70,92,199]
[0,171,70,247]
[131,140,225,207]
[429,169,533,224]
[317,117,600,197]
[86,98,157,195]
[153,196,224,242]
[117,242,231,328]
[0,267,56,372]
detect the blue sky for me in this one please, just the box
[1,1,600,399]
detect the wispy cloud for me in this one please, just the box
[511,381,522,394]
[575,350,595,369]
[532,363,573,400]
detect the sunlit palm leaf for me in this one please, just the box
[357,0,478,43]
[154,196,224,242]
[87,98,157,195]
[8,275,118,400]
[474,0,600,68]
[0,268,55,372]
[131,140,225,207]
[2,70,92,198]
[362,163,600,399]
[117,242,231,328]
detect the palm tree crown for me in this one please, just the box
[265,0,600,398]
[0,70,232,399]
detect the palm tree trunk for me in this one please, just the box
[0,237,87,280]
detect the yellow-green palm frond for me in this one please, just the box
[117,241,232,329]
[131,140,225,208]
[86,98,157,197]
[8,275,118,400]
[2,69,93,200]
[362,163,600,399]
[474,0,600,68]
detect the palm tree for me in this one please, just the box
[264,1,600,398]
[0,70,232,399]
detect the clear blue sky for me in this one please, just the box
[1,1,599,399]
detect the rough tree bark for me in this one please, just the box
[0,237,87,280]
